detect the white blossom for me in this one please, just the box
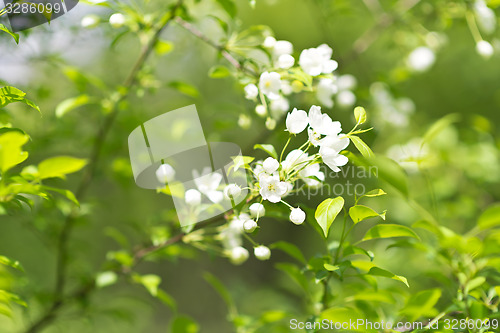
[281,149,310,174]
[289,207,306,225]
[308,105,342,146]
[263,36,277,48]
[193,168,223,203]
[270,96,290,114]
[254,245,271,260]
[337,74,357,91]
[337,90,356,108]
[319,135,349,172]
[274,40,293,56]
[266,117,276,130]
[299,44,338,76]
[243,219,258,233]
[476,40,494,59]
[278,54,295,69]
[286,108,308,134]
[407,47,436,72]
[224,184,242,199]
[281,80,293,95]
[299,162,325,187]
[156,164,175,184]
[259,72,281,100]
[81,15,99,28]
[244,83,259,100]
[109,13,126,28]
[259,174,288,203]
[249,203,265,218]
[230,246,249,265]
[316,78,338,108]
[185,189,202,206]
[262,157,280,174]
[474,1,497,34]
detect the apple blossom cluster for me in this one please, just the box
[155,105,357,265]
[219,105,352,265]
[242,38,358,129]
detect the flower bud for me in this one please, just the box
[265,117,276,130]
[156,164,175,183]
[81,15,100,29]
[185,189,201,206]
[277,54,295,69]
[243,219,258,233]
[289,207,306,225]
[249,203,265,218]
[109,13,126,28]
[254,245,271,261]
[224,184,242,199]
[255,105,267,117]
[476,40,494,59]
[238,114,252,129]
[244,83,259,100]
[230,246,249,265]
[263,36,276,48]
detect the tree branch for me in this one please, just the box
[24,2,184,333]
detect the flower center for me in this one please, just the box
[264,81,272,88]
[267,183,275,191]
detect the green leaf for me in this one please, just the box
[253,144,278,159]
[134,274,161,296]
[359,188,386,199]
[231,155,254,172]
[0,86,40,113]
[215,0,237,18]
[203,272,234,309]
[367,266,409,287]
[422,113,460,146]
[400,289,442,321]
[342,245,374,261]
[350,135,374,158]
[0,24,19,44]
[96,271,118,288]
[349,205,386,224]
[362,224,420,241]
[0,256,24,272]
[0,132,30,173]
[171,315,200,333]
[55,95,92,118]
[354,106,367,125]
[314,197,344,238]
[275,262,309,292]
[320,307,362,324]
[38,156,87,179]
[0,290,27,308]
[154,40,174,55]
[157,289,177,312]
[270,241,306,264]
[478,203,500,230]
[168,81,199,98]
[208,65,231,78]
[466,276,486,292]
[324,263,339,271]
[40,186,79,206]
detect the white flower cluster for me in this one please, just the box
[221,105,351,265]
[242,39,357,128]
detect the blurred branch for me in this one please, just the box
[346,0,421,62]
[24,1,184,333]
[174,17,257,76]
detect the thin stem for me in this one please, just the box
[280,136,292,163]
[465,10,483,43]
[334,210,349,265]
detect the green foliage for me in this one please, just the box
[314,197,344,237]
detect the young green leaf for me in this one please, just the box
[0,24,19,44]
[168,81,200,98]
[270,241,306,264]
[154,40,174,55]
[96,271,118,288]
[367,266,409,287]
[253,144,278,159]
[0,256,24,272]
[399,289,442,321]
[215,0,237,18]
[362,224,420,241]
[208,65,231,78]
[354,106,367,125]
[478,203,500,230]
[349,205,386,224]
[350,136,374,158]
[315,197,344,237]
[170,315,200,333]
[38,156,87,179]
[55,95,92,118]
[0,132,30,173]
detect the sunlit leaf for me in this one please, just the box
[253,144,278,159]
[478,203,500,230]
[314,197,344,237]
[38,156,87,179]
[362,224,420,241]
[349,205,386,224]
